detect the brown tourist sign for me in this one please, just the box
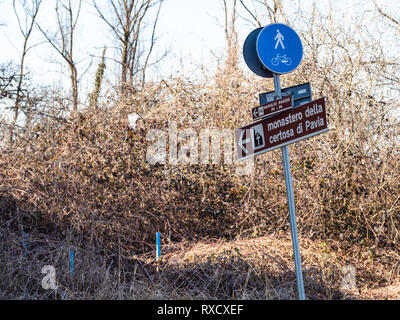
[251,95,293,121]
[235,97,328,160]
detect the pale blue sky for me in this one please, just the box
[0,0,398,97]
[0,0,239,89]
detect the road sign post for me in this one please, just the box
[240,23,329,300]
[273,74,305,300]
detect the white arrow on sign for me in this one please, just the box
[238,130,251,154]
[253,108,258,118]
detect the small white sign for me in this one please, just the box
[251,124,265,150]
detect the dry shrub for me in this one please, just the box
[0,65,398,269]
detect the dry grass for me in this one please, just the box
[2,220,400,300]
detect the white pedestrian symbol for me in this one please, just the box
[274,29,285,49]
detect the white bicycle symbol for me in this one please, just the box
[271,54,292,66]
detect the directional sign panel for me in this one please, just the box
[236,97,328,161]
[256,23,303,74]
[259,82,311,107]
[252,95,293,121]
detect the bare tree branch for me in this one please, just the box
[374,0,400,27]
[239,0,262,27]
[141,0,163,86]
[93,0,164,97]
[36,0,82,112]
[9,0,42,143]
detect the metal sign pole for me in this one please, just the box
[273,73,306,300]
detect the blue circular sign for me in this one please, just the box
[256,23,303,74]
[243,27,273,78]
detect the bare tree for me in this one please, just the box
[9,0,42,143]
[36,0,82,112]
[93,0,164,96]
[239,0,288,25]
[373,0,400,27]
[141,0,162,86]
[89,46,107,110]
[222,0,238,73]
[0,62,19,101]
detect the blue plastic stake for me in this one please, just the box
[70,250,74,275]
[156,232,161,261]
[21,227,28,257]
